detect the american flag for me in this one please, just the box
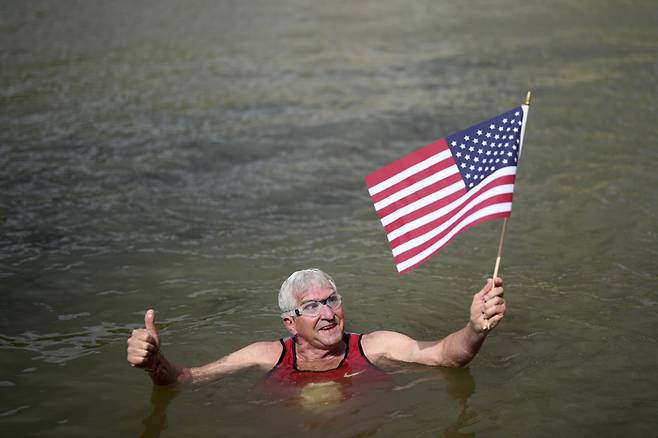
[365,105,529,274]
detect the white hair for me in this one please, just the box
[278,268,337,314]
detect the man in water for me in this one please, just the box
[126,269,505,385]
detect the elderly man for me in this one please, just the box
[127,269,505,386]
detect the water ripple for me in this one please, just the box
[0,322,130,365]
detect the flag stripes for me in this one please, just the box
[373,166,517,273]
[395,203,513,273]
[389,177,516,247]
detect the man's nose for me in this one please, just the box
[319,302,335,319]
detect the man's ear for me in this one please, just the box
[282,316,297,336]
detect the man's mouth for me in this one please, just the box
[318,322,337,331]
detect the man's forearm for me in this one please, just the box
[146,352,192,386]
[439,323,488,368]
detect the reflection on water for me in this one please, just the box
[0,323,128,364]
[140,386,178,438]
[139,367,477,437]
[298,381,344,410]
[443,368,477,438]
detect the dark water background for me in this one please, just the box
[2,0,657,436]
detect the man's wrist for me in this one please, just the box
[145,351,188,385]
[467,320,488,338]
[144,350,163,373]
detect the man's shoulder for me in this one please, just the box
[233,340,284,368]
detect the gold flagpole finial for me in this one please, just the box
[524,91,532,106]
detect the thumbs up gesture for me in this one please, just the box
[127,309,161,369]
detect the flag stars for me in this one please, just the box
[446,107,522,192]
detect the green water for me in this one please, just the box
[1,0,657,436]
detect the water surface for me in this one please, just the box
[1,0,657,436]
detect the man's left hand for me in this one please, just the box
[469,277,505,333]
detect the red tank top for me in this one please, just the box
[266,332,386,384]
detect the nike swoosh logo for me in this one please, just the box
[343,370,365,378]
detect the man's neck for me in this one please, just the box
[294,336,346,369]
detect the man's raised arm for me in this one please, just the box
[361,277,505,368]
[126,309,282,385]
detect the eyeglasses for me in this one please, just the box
[285,293,342,317]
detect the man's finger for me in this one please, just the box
[131,339,156,352]
[144,309,159,345]
[486,299,506,317]
[487,313,504,328]
[484,305,501,319]
[484,296,504,308]
[127,348,147,359]
[484,287,504,301]
[129,328,151,342]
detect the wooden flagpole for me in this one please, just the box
[484,91,531,330]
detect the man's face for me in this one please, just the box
[284,285,345,349]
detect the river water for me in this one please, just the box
[1,0,657,436]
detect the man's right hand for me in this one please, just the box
[127,309,161,369]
